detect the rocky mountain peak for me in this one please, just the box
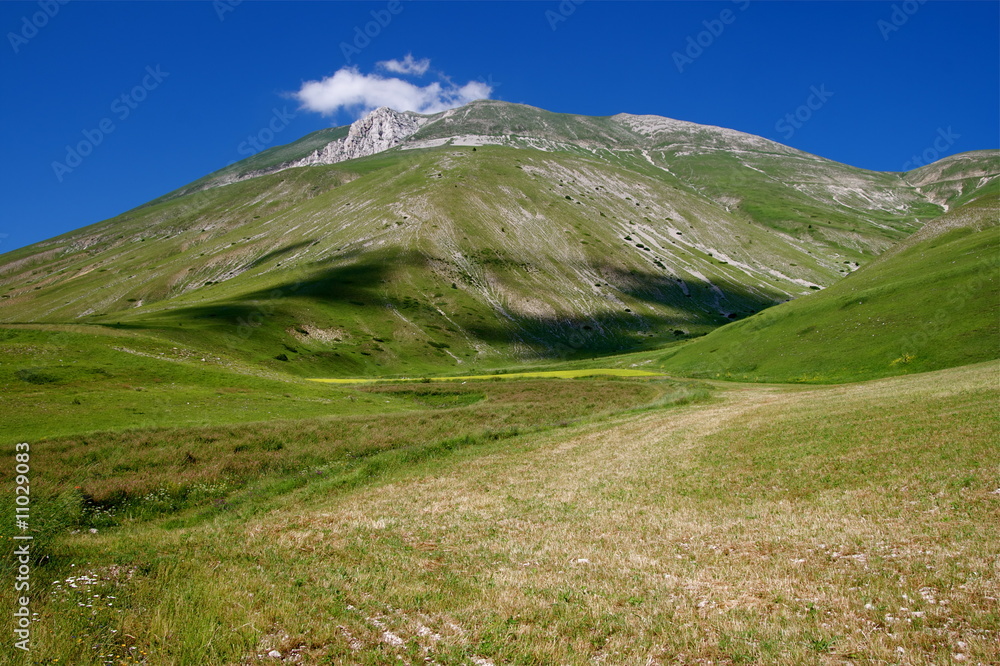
[345,107,423,153]
[291,107,425,169]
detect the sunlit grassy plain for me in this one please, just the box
[1,350,996,664]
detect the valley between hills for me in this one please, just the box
[1,100,997,664]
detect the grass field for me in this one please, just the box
[0,325,406,443]
[308,368,666,384]
[2,359,996,664]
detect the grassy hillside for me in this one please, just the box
[655,193,1000,383]
[0,143,942,377]
[1,102,996,381]
[905,149,1000,209]
[149,124,352,202]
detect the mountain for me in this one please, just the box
[655,186,999,383]
[1,100,997,377]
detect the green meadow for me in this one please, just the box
[0,103,996,663]
[0,339,996,663]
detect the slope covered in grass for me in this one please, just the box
[150,124,352,202]
[0,143,932,377]
[655,193,999,383]
[2,101,996,378]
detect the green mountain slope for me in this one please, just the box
[150,124,352,202]
[1,101,996,378]
[905,149,1000,210]
[655,190,1000,383]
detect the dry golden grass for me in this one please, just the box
[213,362,997,663]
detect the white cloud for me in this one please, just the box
[294,66,492,117]
[377,54,430,76]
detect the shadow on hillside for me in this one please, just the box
[131,249,414,331]
[595,263,780,316]
[241,240,317,272]
[131,249,784,360]
[458,264,782,359]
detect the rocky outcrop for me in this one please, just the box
[204,107,428,188]
[289,107,426,168]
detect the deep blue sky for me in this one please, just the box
[1,1,997,253]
